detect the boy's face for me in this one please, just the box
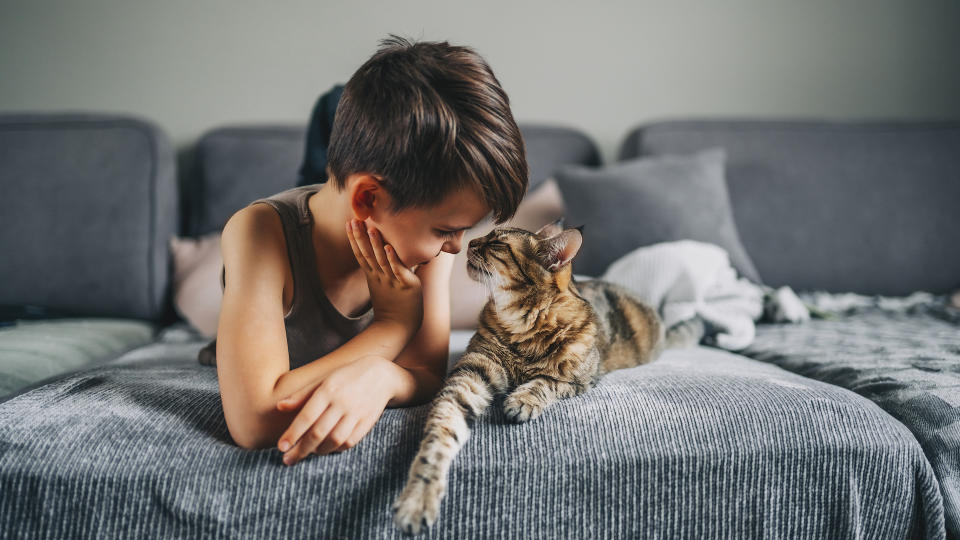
[353,176,492,269]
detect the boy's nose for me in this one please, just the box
[444,238,463,255]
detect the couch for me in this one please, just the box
[1,112,958,539]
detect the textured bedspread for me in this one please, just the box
[739,296,960,540]
[0,326,946,539]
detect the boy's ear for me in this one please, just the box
[537,225,584,272]
[349,174,383,220]
[535,217,565,238]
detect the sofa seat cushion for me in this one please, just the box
[0,325,943,538]
[0,318,157,399]
[739,296,960,539]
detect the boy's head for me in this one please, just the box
[324,34,529,268]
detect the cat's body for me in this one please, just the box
[391,219,702,534]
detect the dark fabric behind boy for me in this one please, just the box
[298,83,345,186]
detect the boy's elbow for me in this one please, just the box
[230,419,280,450]
[225,411,264,450]
[222,396,282,450]
[231,430,262,451]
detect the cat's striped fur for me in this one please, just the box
[391,218,702,534]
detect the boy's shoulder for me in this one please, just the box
[221,204,290,274]
[219,203,296,303]
[225,203,285,245]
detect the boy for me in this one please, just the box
[215,34,529,466]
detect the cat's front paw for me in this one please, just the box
[503,390,545,423]
[391,476,446,534]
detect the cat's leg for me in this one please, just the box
[391,351,510,534]
[503,375,588,423]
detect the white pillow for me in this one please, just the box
[168,232,222,338]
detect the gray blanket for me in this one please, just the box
[0,327,946,538]
[740,295,960,540]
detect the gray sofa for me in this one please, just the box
[1,113,958,539]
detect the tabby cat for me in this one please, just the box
[391,218,703,534]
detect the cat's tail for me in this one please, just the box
[662,315,706,349]
[392,351,511,533]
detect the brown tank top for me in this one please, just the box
[197,184,375,370]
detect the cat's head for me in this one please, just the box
[465,217,584,292]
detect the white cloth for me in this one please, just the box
[596,239,806,351]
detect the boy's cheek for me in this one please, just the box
[392,244,425,268]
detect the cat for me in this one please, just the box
[390,217,704,534]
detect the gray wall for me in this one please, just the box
[2,0,958,164]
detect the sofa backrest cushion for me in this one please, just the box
[0,113,177,321]
[618,119,960,295]
[185,122,601,237]
[186,125,307,238]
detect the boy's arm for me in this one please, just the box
[385,250,455,407]
[244,319,411,450]
[272,250,454,410]
[270,319,411,405]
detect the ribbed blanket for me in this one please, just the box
[740,293,960,540]
[0,324,944,538]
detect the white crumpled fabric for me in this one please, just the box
[596,239,807,351]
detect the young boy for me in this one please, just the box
[214,34,529,466]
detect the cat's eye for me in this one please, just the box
[487,240,508,250]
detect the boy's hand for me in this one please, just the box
[346,218,424,340]
[275,354,393,465]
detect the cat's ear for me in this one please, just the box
[535,217,565,238]
[538,225,584,272]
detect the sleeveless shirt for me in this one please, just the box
[197,184,376,370]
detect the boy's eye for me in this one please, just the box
[437,229,459,240]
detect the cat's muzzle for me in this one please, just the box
[466,250,490,279]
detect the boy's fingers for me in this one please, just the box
[389,249,420,288]
[352,221,382,275]
[366,227,391,272]
[277,391,331,454]
[331,431,356,453]
[346,221,373,273]
[316,415,359,455]
[285,410,345,464]
[336,413,377,452]
[276,383,314,411]
[385,245,407,283]
[283,408,339,465]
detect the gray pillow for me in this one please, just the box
[553,147,762,284]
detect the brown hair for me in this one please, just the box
[325,34,529,224]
